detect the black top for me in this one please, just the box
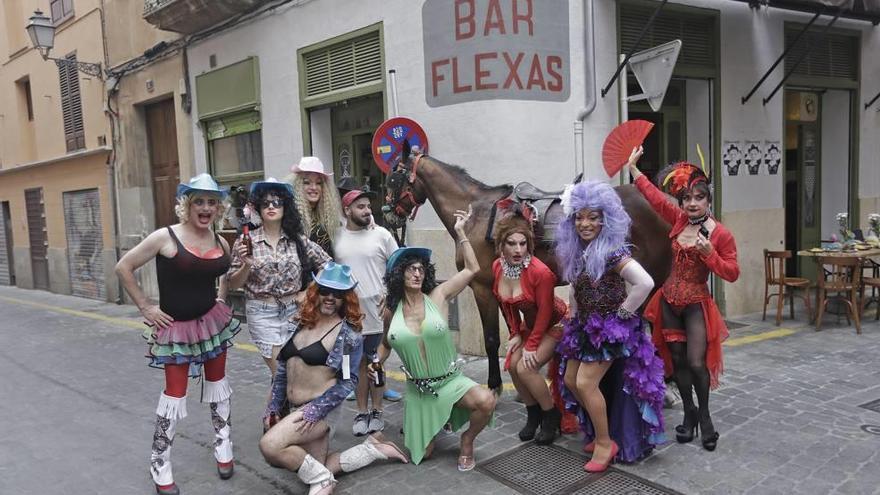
[278,322,342,366]
[156,227,230,321]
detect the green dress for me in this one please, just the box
[388,295,489,464]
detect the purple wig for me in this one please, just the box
[555,180,631,283]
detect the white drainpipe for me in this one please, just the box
[574,0,597,177]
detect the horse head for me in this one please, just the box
[383,140,428,228]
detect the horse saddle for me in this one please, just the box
[488,173,583,246]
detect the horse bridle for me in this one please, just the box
[384,152,426,222]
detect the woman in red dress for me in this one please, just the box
[627,146,739,451]
[491,210,568,445]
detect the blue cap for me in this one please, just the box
[177,173,228,198]
[313,261,358,290]
[249,177,294,197]
[386,247,432,272]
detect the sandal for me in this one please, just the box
[457,454,476,472]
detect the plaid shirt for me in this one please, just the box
[229,227,331,299]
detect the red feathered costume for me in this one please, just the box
[634,173,739,388]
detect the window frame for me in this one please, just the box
[50,0,75,24]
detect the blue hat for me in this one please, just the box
[250,177,294,197]
[177,173,228,198]
[313,261,358,290]
[386,247,432,272]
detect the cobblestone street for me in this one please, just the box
[1,285,879,494]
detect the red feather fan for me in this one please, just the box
[602,120,655,177]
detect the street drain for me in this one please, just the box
[571,470,683,495]
[477,443,681,495]
[858,399,880,414]
[724,320,749,330]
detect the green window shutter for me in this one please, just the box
[196,57,260,120]
[785,28,858,81]
[303,31,382,99]
[205,111,262,140]
[619,5,716,69]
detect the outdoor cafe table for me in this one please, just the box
[796,247,880,321]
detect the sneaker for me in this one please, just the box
[367,409,385,433]
[345,390,356,401]
[352,412,371,436]
[383,389,402,402]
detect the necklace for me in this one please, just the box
[687,213,709,225]
[501,255,531,280]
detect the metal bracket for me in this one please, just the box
[741,9,822,104]
[51,57,103,79]
[600,0,668,98]
[761,11,840,106]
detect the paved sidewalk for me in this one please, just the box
[1,285,879,494]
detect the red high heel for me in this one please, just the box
[584,441,618,473]
[582,440,595,453]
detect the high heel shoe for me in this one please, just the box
[584,441,618,473]
[675,407,698,443]
[582,440,595,453]
[700,417,719,452]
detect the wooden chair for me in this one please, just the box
[762,249,813,325]
[862,276,880,322]
[815,256,863,334]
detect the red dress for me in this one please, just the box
[634,175,740,388]
[493,256,578,433]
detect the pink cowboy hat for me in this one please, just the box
[291,156,333,176]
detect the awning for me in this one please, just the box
[731,0,880,24]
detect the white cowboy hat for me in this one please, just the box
[291,156,333,176]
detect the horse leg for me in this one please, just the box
[472,282,503,394]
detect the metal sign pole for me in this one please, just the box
[388,69,400,117]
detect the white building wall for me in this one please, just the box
[184,0,880,318]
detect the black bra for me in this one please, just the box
[278,322,342,366]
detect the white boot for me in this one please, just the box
[338,436,389,472]
[298,454,336,495]
[151,394,187,488]
[204,377,234,478]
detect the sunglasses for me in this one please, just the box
[317,286,346,299]
[260,199,283,209]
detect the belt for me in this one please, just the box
[400,358,466,397]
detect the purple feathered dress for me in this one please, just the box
[556,247,666,462]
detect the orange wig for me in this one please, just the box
[296,283,363,331]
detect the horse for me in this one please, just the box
[383,148,672,393]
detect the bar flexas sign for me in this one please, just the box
[423,0,570,107]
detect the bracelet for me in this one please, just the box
[458,238,471,245]
[616,307,634,320]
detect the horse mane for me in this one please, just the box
[423,155,513,195]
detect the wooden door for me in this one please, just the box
[25,188,49,290]
[145,99,180,228]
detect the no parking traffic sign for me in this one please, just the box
[371,117,429,174]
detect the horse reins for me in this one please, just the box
[386,152,426,221]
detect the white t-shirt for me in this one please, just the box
[333,226,399,335]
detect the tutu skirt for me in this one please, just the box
[143,302,241,368]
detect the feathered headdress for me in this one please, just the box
[659,144,710,197]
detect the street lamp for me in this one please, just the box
[26,9,103,79]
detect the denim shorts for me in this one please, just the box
[246,300,298,358]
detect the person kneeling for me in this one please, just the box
[259,262,407,494]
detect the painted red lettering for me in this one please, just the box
[546,56,563,91]
[526,54,546,90]
[483,0,506,36]
[474,52,498,90]
[455,0,475,40]
[512,0,534,35]
[431,59,450,97]
[451,57,473,93]
[502,52,525,89]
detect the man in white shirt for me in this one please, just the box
[335,188,400,436]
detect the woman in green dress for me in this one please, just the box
[374,206,496,471]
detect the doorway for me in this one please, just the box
[25,187,50,290]
[0,201,14,285]
[783,89,852,279]
[145,98,181,228]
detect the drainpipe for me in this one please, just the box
[574,0,596,177]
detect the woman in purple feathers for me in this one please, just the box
[555,180,666,472]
